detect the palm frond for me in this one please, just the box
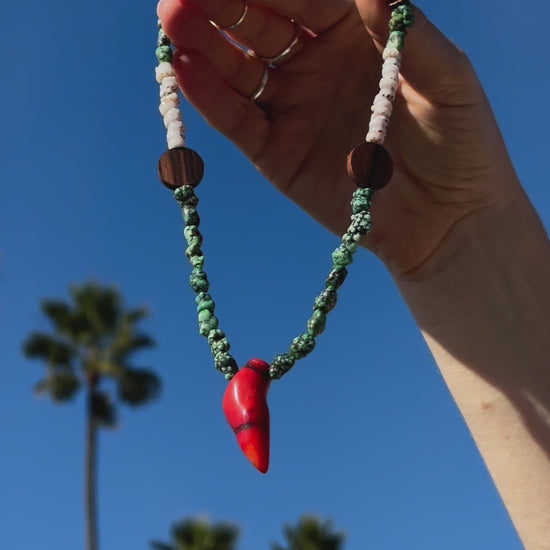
[117,368,161,406]
[22,332,74,366]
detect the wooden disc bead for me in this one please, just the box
[346,142,393,190]
[158,147,204,190]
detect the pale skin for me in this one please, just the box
[157,0,550,547]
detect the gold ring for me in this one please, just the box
[248,68,269,102]
[212,0,248,31]
[248,22,302,67]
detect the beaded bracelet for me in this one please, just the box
[155,1,415,473]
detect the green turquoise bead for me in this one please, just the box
[210,337,230,355]
[325,267,348,290]
[341,234,358,253]
[174,186,198,207]
[207,329,226,347]
[196,293,215,313]
[199,315,219,336]
[189,269,209,293]
[190,255,204,269]
[156,45,173,63]
[184,225,202,246]
[349,212,372,236]
[185,245,202,260]
[198,309,215,323]
[388,30,406,51]
[182,206,200,226]
[214,352,238,376]
[307,309,326,337]
[351,189,372,214]
[157,32,171,48]
[289,334,316,359]
[269,354,296,379]
[332,245,354,267]
[314,288,337,313]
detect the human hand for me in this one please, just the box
[157,0,521,279]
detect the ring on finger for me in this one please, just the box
[248,67,269,102]
[248,22,302,67]
[212,0,248,31]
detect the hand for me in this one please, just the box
[157,0,521,279]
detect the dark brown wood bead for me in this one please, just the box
[158,147,204,190]
[346,142,393,190]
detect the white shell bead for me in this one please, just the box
[159,92,180,116]
[167,133,185,149]
[163,107,182,128]
[382,47,401,61]
[155,62,175,83]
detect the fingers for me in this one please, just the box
[158,0,266,99]
[189,0,300,60]
[173,50,270,161]
[356,0,480,105]
[246,0,353,33]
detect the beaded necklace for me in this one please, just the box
[155,1,414,473]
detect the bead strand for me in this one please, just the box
[269,188,373,379]
[155,21,186,150]
[366,2,415,144]
[174,186,239,380]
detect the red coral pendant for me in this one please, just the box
[222,358,271,473]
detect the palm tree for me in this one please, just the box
[272,515,345,550]
[22,281,160,550]
[151,518,239,550]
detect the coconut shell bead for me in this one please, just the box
[347,142,393,190]
[158,148,204,190]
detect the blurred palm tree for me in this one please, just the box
[272,515,345,550]
[22,281,160,550]
[151,518,239,550]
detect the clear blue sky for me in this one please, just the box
[1,1,546,549]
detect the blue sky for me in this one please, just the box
[1,1,546,549]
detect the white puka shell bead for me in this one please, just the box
[160,76,178,97]
[163,107,182,128]
[159,92,180,116]
[155,62,176,83]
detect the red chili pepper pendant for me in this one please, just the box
[222,358,271,473]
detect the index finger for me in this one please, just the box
[249,0,353,33]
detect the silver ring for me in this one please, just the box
[248,22,302,67]
[212,0,248,31]
[248,68,269,102]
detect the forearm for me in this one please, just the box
[395,185,550,549]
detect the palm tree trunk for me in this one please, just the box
[85,388,98,550]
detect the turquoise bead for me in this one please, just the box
[351,189,372,214]
[289,334,316,359]
[314,288,337,313]
[210,337,230,355]
[182,206,200,226]
[189,269,209,293]
[199,315,219,336]
[207,329,227,351]
[174,186,198,208]
[341,233,358,253]
[388,30,406,51]
[196,293,215,313]
[325,267,348,290]
[156,45,173,63]
[349,212,372,236]
[184,225,202,246]
[332,245,354,267]
[214,352,238,376]
[307,309,327,336]
[269,354,296,379]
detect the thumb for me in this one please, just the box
[356,0,479,105]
